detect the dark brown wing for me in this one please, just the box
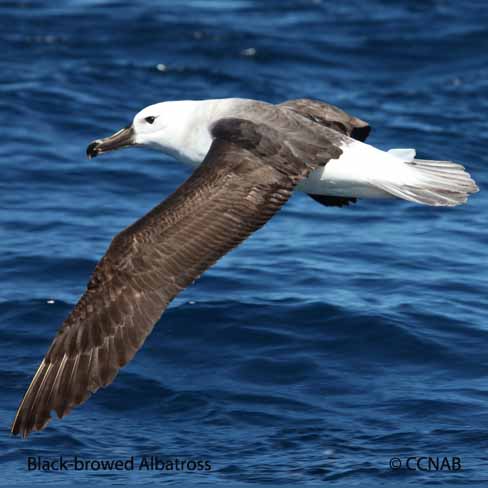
[279,98,371,142]
[279,98,369,208]
[11,118,341,438]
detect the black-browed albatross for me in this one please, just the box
[12,97,478,437]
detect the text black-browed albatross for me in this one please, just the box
[12,97,478,437]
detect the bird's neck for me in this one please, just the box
[157,99,236,167]
[157,98,255,167]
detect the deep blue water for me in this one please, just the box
[1,0,488,486]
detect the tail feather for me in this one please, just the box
[378,152,479,207]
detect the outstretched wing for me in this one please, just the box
[12,117,343,438]
[279,98,371,142]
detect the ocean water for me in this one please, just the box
[1,0,487,486]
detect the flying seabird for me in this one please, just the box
[12,97,478,437]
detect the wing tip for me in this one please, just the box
[11,414,53,439]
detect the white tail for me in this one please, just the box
[298,141,479,206]
[376,149,479,206]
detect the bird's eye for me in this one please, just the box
[144,116,157,124]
